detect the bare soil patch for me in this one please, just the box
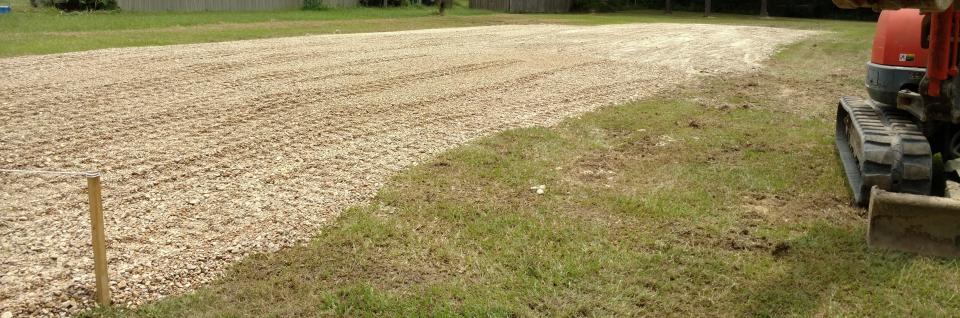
[0,23,812,316]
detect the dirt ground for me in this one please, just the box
[0,24,813,316]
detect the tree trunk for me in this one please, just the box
[704,0,711,17]
[439,0,446,16]
[665,0,672,14]
[760,0,769,17]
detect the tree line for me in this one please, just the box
[575,0,879,20]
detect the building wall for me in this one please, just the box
[470,0,570,13]
[117,0,359,11]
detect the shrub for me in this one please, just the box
[303,0,326,9]
[356,0,411,7]
[571,0,621,12]
[306,0,408,9]
[55,0,117,11]
[32,0,116,10]
[31,0,53,7]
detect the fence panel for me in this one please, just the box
[470,0,569,13]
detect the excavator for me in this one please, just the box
[832,0,960,257]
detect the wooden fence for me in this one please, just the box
[470,0,570,13]
[116,0,357,11]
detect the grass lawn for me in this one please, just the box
[5,4,951,317]
[0,0,496,57]
[2,0,873,58]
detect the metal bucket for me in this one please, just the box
[868,187,960,257]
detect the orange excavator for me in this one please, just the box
[832,0,960,257]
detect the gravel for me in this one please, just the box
[0,23,814,316]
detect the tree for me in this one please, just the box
[704,0,711,17]
[438,0,447,16]
[665,0,671,14]
[760,0,769,17]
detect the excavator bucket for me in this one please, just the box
[868,187,960,257]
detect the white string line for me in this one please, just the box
[0,169,100,177]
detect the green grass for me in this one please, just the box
[0,0,496,57]
[0,0,871,58]
[72,10,960,318]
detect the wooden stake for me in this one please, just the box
[87,174,111,307]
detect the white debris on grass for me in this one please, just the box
[531,185,547,195]
[655,135,678,147]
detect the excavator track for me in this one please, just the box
[835,96,933,206]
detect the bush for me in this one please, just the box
[32,0,116,10]
[31,0,53,7]
[571,0,621,12]
[356,0,411,7]
[303,0,326,9]
[306,0,410,8]
[56,0,117,11]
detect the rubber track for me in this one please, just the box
[835,96,933,206]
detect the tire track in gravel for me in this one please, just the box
[5,59,520,163]
[0,45,433,117]
[0,47,412,121]
[0,37,455,102]
[5,58,538,209]
[110,59,534,194]
[0,23,816,316]
[151,60,597,172]
[258,60,611,182]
